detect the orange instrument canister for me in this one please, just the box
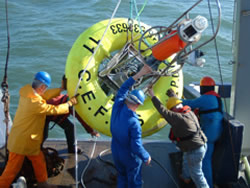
[152,30,186,61]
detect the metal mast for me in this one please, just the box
[230,0,250,154]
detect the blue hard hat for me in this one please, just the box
[127,89,145,105]
[34,71,51,87]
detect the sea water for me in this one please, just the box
[0,0,234,141]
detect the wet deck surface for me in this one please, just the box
[0,140,183,188]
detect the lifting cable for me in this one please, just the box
[207,0,239,177]
[74,1,121,187]
[1,0,10,164]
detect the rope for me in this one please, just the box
[135,0,148,20]
[98,148,116,169]
[2,0,10,84]
[131,0,150,45]
[207,0,238,176]
[72,1,121,187]
[1,0,11,164]
[130,0,134,20]
[152,157,179,188]
[133,0,143,34]
[80,138,97,188]
[73,0,121,95]
[97,148,179,187]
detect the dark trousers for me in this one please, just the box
[43,117,75,151]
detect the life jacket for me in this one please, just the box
[47,94,69,105]
[168,105,206,143]
[169,106,195,142]
[47,94,69,129]
[199,91,223,115]
[46,94,94,133]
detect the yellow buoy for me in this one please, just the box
[65,18,183,137]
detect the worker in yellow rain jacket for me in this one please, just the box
[0,71,78,188]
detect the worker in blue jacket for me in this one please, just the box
[111,65,152,188]
[182,76,224,188]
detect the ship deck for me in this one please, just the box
[0,140,185,188]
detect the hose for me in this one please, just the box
[97,148,179,188]
[80,138,97,188]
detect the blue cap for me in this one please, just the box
[34,71,51,87]
[126,89,145,105]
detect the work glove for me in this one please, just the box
[167,88,177,98]
[67,94,79,107]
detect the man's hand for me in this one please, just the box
[67,93,79,107]
[90,131,100,138]
[147,85,155,97]
[145,156,151,166]
[140,64,153,75]
[133,64,152,81]
[167,88,177,97]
